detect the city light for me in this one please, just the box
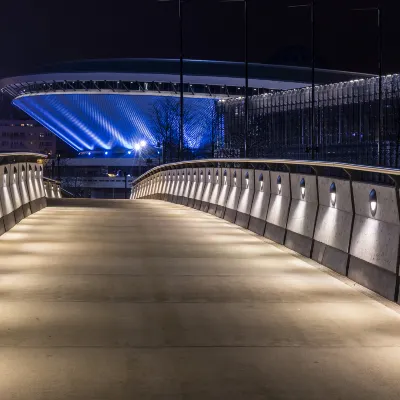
[140,140,147,147]
[134,143,141,151]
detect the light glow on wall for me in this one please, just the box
[14,93,217,151]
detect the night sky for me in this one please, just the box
[1,0,400,79]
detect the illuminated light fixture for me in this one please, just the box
[3,167,8,185]
[216,170,219,183]
[234,171,237,186]
[88,152,91,155]
[208,170,211,181]
[277,175,282,194]
[300,178,306,199]
[193,172,196,181]
[224,170,227,185]
[140,140,147,147]
[330,182,337,206]
[134,143,141,151]
[105,151,108,155]
[200,171,203,181]
[259,173,264,191]
[128,151,132,155]
[245,172,249,189]
[369,189,377,216]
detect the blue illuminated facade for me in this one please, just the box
[14,93,217,152]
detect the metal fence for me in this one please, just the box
[216,74,400,168]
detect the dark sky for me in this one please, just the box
[1,0,400,78]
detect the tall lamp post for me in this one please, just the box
[353,4,383,166]
[222,0,249,158]
[158,0,185,161]
[289,1,316,160]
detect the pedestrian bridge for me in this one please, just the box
[1,154,400,399]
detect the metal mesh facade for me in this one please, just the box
[217,74,400,167]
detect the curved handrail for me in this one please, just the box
[43,177,61,184]
[133,158,400,185]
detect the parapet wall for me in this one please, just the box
[132,162,400,303]
[0,160,48,237]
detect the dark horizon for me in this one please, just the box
[1,0,400,79]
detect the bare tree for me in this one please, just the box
[151,97,180,163]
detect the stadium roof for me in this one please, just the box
[0,58,374,97]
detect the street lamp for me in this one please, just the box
[353,4,383,166]
[289,1,316,160]
[157,0,185,161]
[221,0,249,158]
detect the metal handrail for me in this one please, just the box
[43,177,61,184]
[132,158,400,185]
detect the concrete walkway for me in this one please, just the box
[1,199,400,400]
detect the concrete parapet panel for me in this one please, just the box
[223,169,241,222]
[163,171,173,200]
[285,174,318,256]
[200,167,214,212]
[208,168,221,215]
[10,164,24,223]
[314,206,352,254]
[314,177,353,257]
[236,169,255,228]
[187,168,199,207]
[266,172,290,229]
[182,169,193,206]
[167,171,177,202]
[154,172,162,198]
[249,170,271,235]
[160,172,168,198]
[172,169,184,203]
[350,183,399,272]
[17,163,31,217]
[27,163,41,213]
[312,241,349,276]
[349,182,400,300]
[194,168,206,209]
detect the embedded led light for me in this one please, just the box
[208,170,211,181]
[300,178,306,198]
[245,172,249,189]
[259,173,264,191]
[277,175,282,194]
[216,171,219,183]
[234,172,237,186]
[300,178,306,199]
[369,189,377,216]
[330,182,336,206]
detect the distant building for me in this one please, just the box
[0,120,57,155]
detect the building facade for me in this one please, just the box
[0,119,57,155]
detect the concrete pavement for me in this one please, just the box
[1,199,400,399]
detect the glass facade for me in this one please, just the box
[216,74,400,167]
